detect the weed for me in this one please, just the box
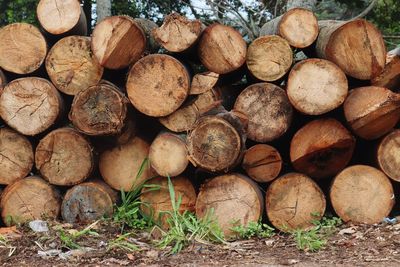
[108,233,139,252]
[231,220,275,239]
[58,221,100,250]
[0,234,16,257]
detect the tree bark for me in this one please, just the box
[377,129,400,182]
[286,0,318,11]
[372,48,400,91]
[134,18,160,54]
[96,0,111,23]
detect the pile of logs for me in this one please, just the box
[0,0,399,236]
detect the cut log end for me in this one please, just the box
[372,52,400,91]
[377,129,400,182]
[190,72,219,95]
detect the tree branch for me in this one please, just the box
[351,0,378,20]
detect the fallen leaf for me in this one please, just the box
[127,253,135,260]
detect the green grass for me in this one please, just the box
[231,220,275,239]
[107,233,139,252]
[58,221,100,250]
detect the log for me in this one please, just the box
[0,176,61,226]
[189,71,219,95]
[316,19,386,80]
[242,144,282,183]
[265,172,326,232]
[372,48,400,91]
[343,86,400,140]
[290,118,355,178]
[0,23,47,74]
[153,12,204,53]
[69,81,128,136]
[126,54,190,117]
[133,18,160,53]
[140,176,196,228]
[233,83,293,142]
[62,180,118,223]
[377,129,400,182]
[46,36,104,95]
[37,0,87,36]
[0,128,34,185]
[91,16,146,69]
[246,35,293,82]
[287,58,348,115]
[196,173,263,237]
[149,132,188,177]
[260,8,318,48]
[0,77,64,136]
[198,23,247,74]
[99,135,151,192]
[330,165,394,224]
[35,128,94,186]
[113,116,136,146]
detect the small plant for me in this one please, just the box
[108,233,139,252]
[231,220,275,239]
[58,221,99,250]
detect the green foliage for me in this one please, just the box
[230,220,275,239]
[57,221,100,250]
[107,233,139,252]
[0,0,38,26]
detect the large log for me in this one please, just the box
[290,118,355,178]
[0,128,34,185]
[46,36,104,95]
[69,81,128,136]
[99,135,152,192]
[260,8,318,48]
[126,54,190,117]
[246,35,293,82]
[266,173,326,232]
[287,58,348,115]
[196,173,263,237]
[0,23,47,74]
[198,23,247,74]
[372,48,400,91]
[233,83,293,142]
[62,180,118,223]
[91,16,146,69]
[343,86,400,140]
[35,128,94,186]
[377,129,400,182]
[316,19,386,80]
[0,77,64,136]
[330,165,394,224]
[37,0,87,36]
[0,176,61,226]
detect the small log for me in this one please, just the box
[316,19,386,80]
[0,77,64,136]
[62,180,118,223]
[343,86,400,140]
[260,8,318,48]
[0,128,34,185]
[149,132,188,177]
[189,71,219,95]
[372,48,400,91]
[134,18,160,53]
[290,118,355,178]
[0,176,61,226]
[196,173,263,237]
[126,54,190,117]
[140,176,196,228]
[91,16,146,69]
[266,173,326,232]
[46,36,104,95]
[242,144,282,183]
[330,165,394,224]
[99,135,151,192]
[198,23,247,74]
[287,58,348,115]
[0,23,47,74]
[233,83,293,143]
[69,81,128,136]
[153,12,204,53]
[377,129,400,182]
[37,0,87,36]
[35,128,94,186]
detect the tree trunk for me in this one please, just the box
[242,144,282,183]
[372,48,400,91]
[316,19,386,80]
[287,58,348,115]
[233,83,293,143]
[377,129,400,182]
[290,118,355,179]
[69,81,128,136]
[96,0,111,22]
[126,54,190,117]
[0,23,47,74]
[0,176,61,226]
[330,165,394,224]
[0,77,64,136]
[134,18,160,54]
[46,36,104,95]
[189,71,219,95]
[149,132,189,177]
[198,23,247,74]
[246,35,293,81]
[35,128,94,186]
[260,8,318,48]
[196,173,263,237]
[266,172,326,232]
[343,86,400,140]
[62,180,117,223]
[37,0,87,36]
[0,128,34,185]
